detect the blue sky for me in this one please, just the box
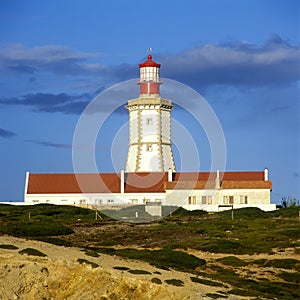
[0,0,299,204]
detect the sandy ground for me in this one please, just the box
[0,235,242,300]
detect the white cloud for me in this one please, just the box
[0,44,106,76]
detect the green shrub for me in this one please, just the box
[113,266,130,271]
[165,279,184,286]
[171,207,207,217]
[199,238,244,254]
[0,222,74,237]
[217,256,249,267]
[278,271,300,283]
[96,248,205,273]
[191,276,224,287]
[268,207,300,218]
[205,293,227,299]
[36,237,74,247]
[0,203,109,223]
[77,258,98,268]
[0,244,18,250]
[151,277,162,284]
[128,269,151,275]
[85,250,99,257]
[228,288,257,297]
[218,207,266,219]
[252,259,268,266]
[265,259,300,270]
[19,248,47,257]
[278,228,300,238]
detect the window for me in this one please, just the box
[240,196,248,204]
[146,145,152,152]
[79,199,86,205]
[131,199,138,204]
[224,196,234,204]
[95,199,102,205]
[208,196,212,204]
[32,200,39,203]
[146,118,153,126]
[201,196,207,204]
[108,199,114,203]
[188,196,196,205]
[223,196,228,204]
[143,198,150,203]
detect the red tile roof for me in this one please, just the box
[165,180,272,190]
[26,171,270,194]
[27,173,120,194]
[124,172,168,193]
[222,180,272,189]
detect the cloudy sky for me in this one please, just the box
[0,0,299,203]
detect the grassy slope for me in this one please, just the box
[0,204,299,299]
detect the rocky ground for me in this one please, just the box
[0,236,242,300]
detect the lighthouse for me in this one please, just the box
[125,53,176,172]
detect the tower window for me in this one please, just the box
[146,118,153,125]
[146,145,152,152]
[201,196,207,204]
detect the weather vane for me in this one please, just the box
[147,47,152,54]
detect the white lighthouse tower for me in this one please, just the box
[125,53,176,172]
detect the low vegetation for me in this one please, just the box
[165,279,184,286]
[77,258,99,268]
[0,222,74,237]
[151,277,162,284]
[19,248,47,257]
[113,266,130,271]
[0,203,299,298]
[190,276,224,287]
[127,269,151,275]
[205,293,228,299]
[0,244,18,250]
[216,256,249,267]
[84,249,100,257]
[96,248,205,273]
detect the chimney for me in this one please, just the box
[24,171,30,202]
[168,168,173,182]
[215,169,220,189]
[120,169,125,194]
[264,168,269,181]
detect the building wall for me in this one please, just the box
[140,108,159,143]
[126,97,175,172]
[25,187,276,212]
[161,109,171,143]
[129,109,139,143]
[25,192,166,207]
[165,188,275,211]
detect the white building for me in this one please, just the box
[24,54,276,213]
[24,168,275,212]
